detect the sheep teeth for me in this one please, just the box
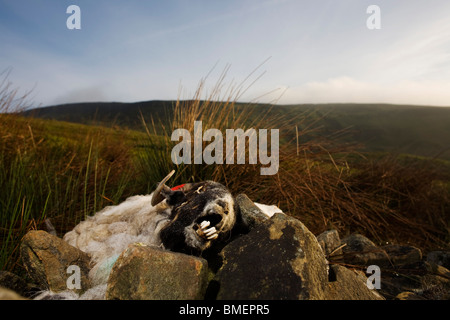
[200,220,210,229]
[196,220,218,240]
[204,227,216,236]
[207,233,218,240]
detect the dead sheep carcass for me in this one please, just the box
[39,171,254,299]
[64,170,246,258]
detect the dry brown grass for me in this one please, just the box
[138,70,449,252]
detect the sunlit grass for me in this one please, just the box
[0,112,141,272]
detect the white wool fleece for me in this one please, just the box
[63,193,171,294]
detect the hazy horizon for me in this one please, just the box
[1,0,450,107]
[28,99,450,111]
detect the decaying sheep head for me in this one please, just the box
[151,170,241,255]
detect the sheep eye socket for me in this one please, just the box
[217,200,227,208]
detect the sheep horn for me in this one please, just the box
[151,170,176,206]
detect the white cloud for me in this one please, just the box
[278,77,450,107]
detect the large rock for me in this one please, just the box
[20,230,91,294]
[213,213,329,300]
[213,213,384,300]
[106,244,209,300]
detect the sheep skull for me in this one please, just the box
[152,171,238,255]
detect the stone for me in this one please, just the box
[341,233,390,267]
[427,251,450,270]
[20,230,91,294]
[0,271,32,298]
[106,244,209,300]
[0,286,28,300]
[426,261,450,279]
[324,265,384,300]
[382,244,422,267]
[395,291,427,300]
[213,213,329,300]
[316,230,342,257]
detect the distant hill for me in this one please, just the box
[22,100,174,129]
[22,101,450,161]
[285,103,450,160]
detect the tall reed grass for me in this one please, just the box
[0,72,139,272]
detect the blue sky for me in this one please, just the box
[1,0,450,107]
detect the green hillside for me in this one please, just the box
[285,103,450,160]
[23,100,173,130]
[23,101,450,161]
